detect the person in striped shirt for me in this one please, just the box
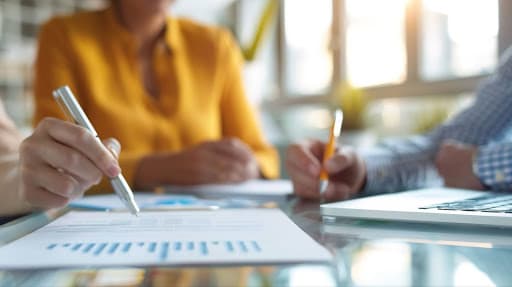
[287,46,512,202]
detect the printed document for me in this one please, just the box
[69,193,261,211]
[0,209,331,269]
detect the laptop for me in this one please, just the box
[321,188,512,228]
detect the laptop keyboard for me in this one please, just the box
[420,194,512,213]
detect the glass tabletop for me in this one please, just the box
[1,198,512,287]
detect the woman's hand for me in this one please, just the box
[135,137,260,189]
[19,118,121,209]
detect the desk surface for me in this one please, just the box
[1,198,512,287]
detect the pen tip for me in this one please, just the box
[319,180,328,194]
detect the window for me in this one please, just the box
[346,0,407,87]
[284,0,332,95]
[268,0,511,107]
[0,0,106,128]
[421,0,498,80]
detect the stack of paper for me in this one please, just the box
[164,179,293,200]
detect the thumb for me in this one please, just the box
[102,138,121,160]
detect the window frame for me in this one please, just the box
[264,0,512,111]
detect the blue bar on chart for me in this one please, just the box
[148,242,157,253]
[239,241,248,253]
[122,242,132,253]
[45,240,263,261]
[94,243,108,256]
[108,243,120,254]
[72,243,82,251]
[160,241,169,261]
[83,243,95,253]
[226,241,234,253]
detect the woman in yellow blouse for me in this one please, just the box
[34,0,279,192]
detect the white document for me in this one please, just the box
[69,193,262,211]
[69,193,218,211]
[164,179,293,199]
[0,209,331,269]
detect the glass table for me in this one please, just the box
[1,198,512,287]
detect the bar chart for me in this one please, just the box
[45,240,262,261]
[0,210,332,268]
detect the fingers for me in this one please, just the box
[211,138,253,163]
[21,136,103,185]
[20,160,84,209]
[21,163,86,203]
[323,182,351,202]
[286,141,324,199]
[286,142,322,177]
[208,156,257,183]
[286,142,365,201]
[22,186,70,209]
[199,138,260,182]
[38,118,120,177]
[291,172,321,200]
[325,151,354,175]
[189,146,250,183]
[19,118,124,209]
[103,138,121,159]
[308,139,326,159]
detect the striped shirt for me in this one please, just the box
[362,46,512,195]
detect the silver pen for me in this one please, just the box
[53,86,140,216]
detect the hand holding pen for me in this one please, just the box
[319,109,344,193]
[51,86,140,215]
[20,118,122,210]
[285,109,367,202]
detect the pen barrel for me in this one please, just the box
[53,85,140,216]
[322,131,337,161]
[319,170,329,180]
[53,86,98,136]
[320,128,337,180]
[110,175,140,215]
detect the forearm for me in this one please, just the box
[359,136,442,195]
[133,152,203,189]
[0,154,31,216]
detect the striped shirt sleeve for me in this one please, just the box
[474,143,512,191]
[360,46,512,195]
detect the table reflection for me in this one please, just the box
[2,198,512,286]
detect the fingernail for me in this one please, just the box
[107,163,121,177]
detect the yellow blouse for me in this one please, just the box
[34,6,279,192]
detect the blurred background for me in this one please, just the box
[1,0,511,172]
[0,4,509,284]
